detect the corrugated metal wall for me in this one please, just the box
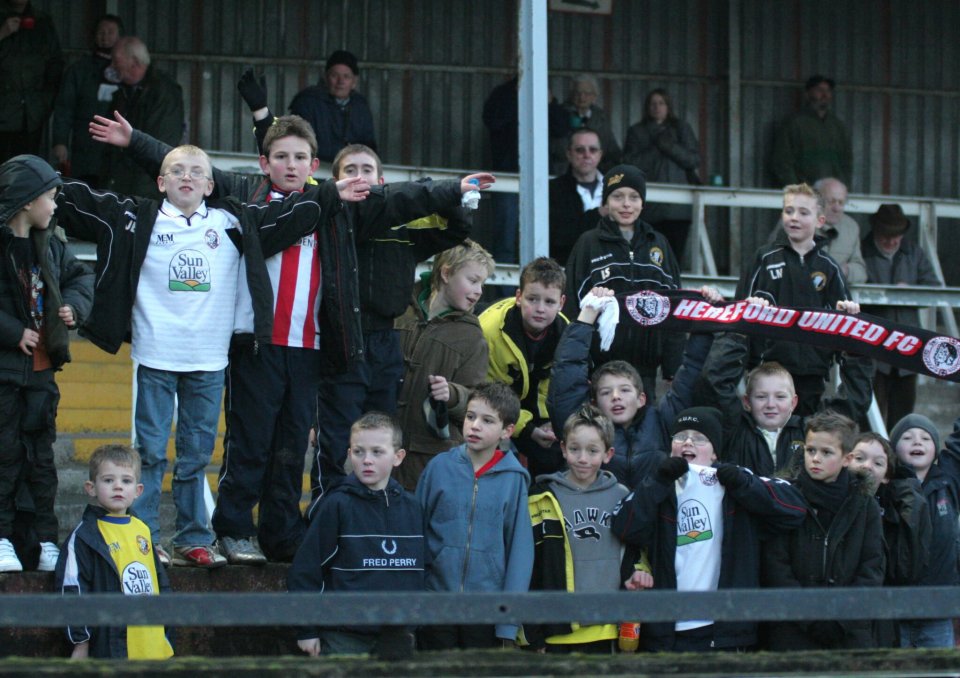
[37,0,960,274]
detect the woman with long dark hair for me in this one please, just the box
[623,89,700,260]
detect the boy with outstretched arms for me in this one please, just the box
[416,382,533,650]
[55,143,368,568]
[288,412,423,657]
[547,285,719,486]
[762,411,884,650]
[56,444,173,660]
[695,298,875,477]
[525,405,651,653]
[612,407,806,652]
[737,183,860,415]
[480,257,569,479]
[0,155,92,573]
[89,110,489,563]
[311,142,472,502]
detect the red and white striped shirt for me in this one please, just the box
[234,187,322,349]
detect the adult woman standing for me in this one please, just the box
[554,74,621,174]
[623,89,700,260]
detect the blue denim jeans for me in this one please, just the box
[132,365,224,547]
[899,618,955,648]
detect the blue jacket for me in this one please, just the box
[288,87,377,162]
[416,444,533,641]
[547,321,713,485]
[288,475,425,639]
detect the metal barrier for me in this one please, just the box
[1,588,957,628]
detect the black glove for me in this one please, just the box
[237,68,268,112]
[715,463,747,490]
[657,456,689,484]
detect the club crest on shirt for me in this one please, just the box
[204,229,220,249]
[137,535,150,556]
[626,290,670,326]
[677,499,714,545]
[168,249,211,292]
[121,561,155,595]
[810,271,826,291]
[649,247,665,267]
[923,336,960,377]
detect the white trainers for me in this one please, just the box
[0,538,23,572]
[37,541,60,572]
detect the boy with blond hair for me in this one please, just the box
[737,183,860,415]
[480,257,569,478]
[56,444,173,659]
[417,383,533,649]
[288,412,423,656]
[394,240,496,490]
[55,142,369,568]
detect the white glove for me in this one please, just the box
[581,292,620,351]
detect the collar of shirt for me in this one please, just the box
[159,199,209,226]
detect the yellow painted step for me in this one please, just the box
[73,436,226,466]
[60,382,132,409]
[60,362,132,384]
[58,408,134,432]
[68,338,131,363]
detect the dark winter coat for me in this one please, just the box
[564,215,683,377]
[612,463,807,650]
[288,87,377,162]
[736,236,851,377]
[287,476,424,639]
[761,470,885,650]
[0,3,63,134]
[0,155,92,383]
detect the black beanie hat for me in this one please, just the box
[326,49,359,76]
[602,164,646,204]
[671,407,723,454]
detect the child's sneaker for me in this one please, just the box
[154,543,172,567]
[0,538,23,572]
[37,542,60,572]
[219,536,267,565]
[172,545,227,569]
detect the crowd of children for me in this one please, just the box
[0,79,956,659]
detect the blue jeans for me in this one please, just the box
[132,365,224,547]
[899,618,955,648]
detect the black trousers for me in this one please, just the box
[0,369,60,542]
[212,341,319,560]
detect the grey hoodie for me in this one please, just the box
[541,470,628,593]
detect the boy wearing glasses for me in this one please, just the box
[612,407,806,651]
[55,144,370,567]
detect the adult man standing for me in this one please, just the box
[289,50,377,162]
[548,128,603,265]
[51,14,123,186]
[771,75,852,187]
[862,204,942,428]
[101,36,183,198]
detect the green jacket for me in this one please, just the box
[771,107,852,187]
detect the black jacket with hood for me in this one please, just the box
[0,154,93,384]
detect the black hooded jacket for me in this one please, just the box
[0,155,93,384]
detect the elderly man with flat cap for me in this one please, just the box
[862,203,942,427]
[289,49,377,162]
[771,75,852,187]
